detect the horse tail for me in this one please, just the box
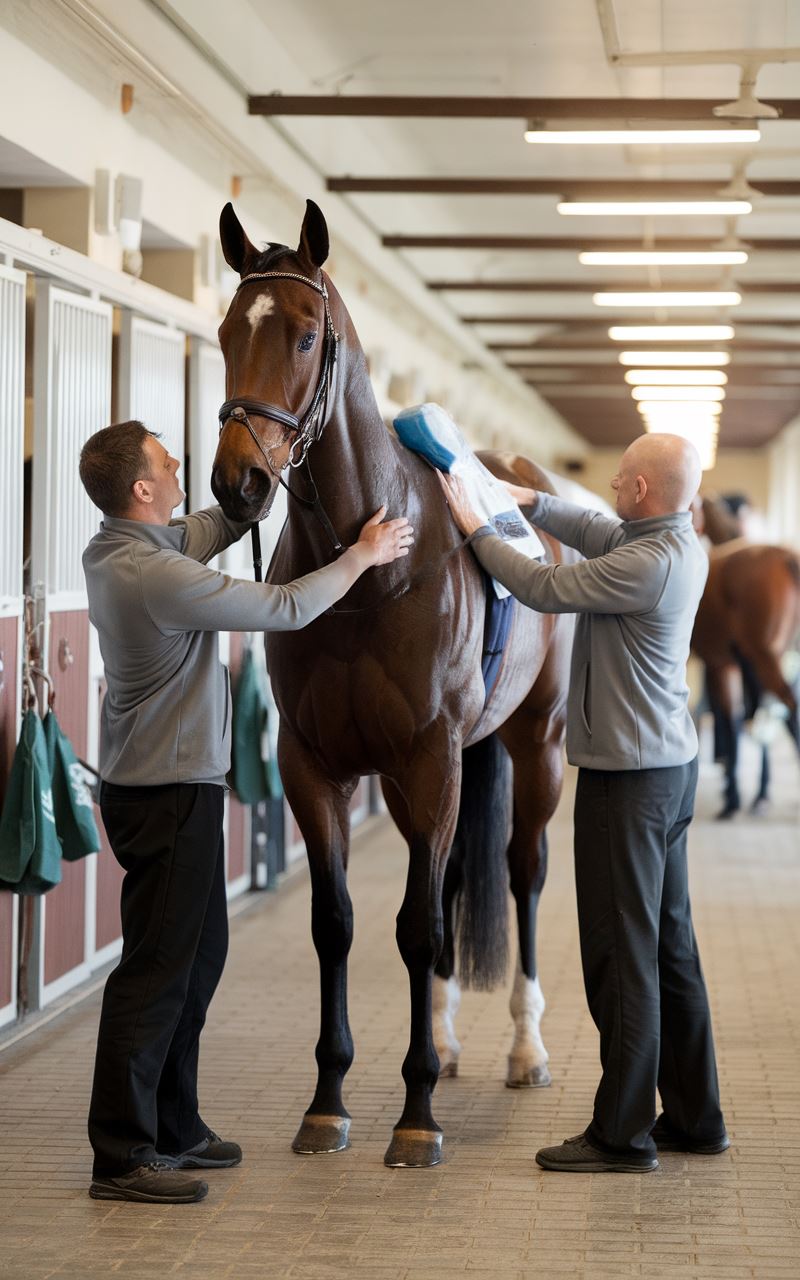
[452,733,510,991]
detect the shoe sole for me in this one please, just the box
[176,1155,242,1169]
[89,1181,208,1203]
[655,1139,730,1155]
[536,1154,658,1173]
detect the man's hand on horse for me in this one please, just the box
[354,506,414,566]
[502,481,538,510]
[437,472,486,536]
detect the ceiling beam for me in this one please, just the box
[488,337,800,350]
[465,315,800,326]
[382,235,800,251]
[428,280,800,293]
[249,95,800,119]
[516,367,800,385]
[329,177,800,197]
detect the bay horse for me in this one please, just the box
[692,498,800,817]
[211,199,574,1167]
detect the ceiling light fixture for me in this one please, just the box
[594,291,741,307]
[579,250,748,266]
[638,400,722,415]
[632,385,726,401]
[624,370,728,386]
[609,325,736,341]
[618,350,731,366]
[558,200,752,216]
[524,126,761,145]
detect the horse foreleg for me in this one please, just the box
[279,727,356,1156]
[384,751,461,1168]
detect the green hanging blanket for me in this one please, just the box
[231,647,281,804]
[43,711,101,861]
[0,709,62,895]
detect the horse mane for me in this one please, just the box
[251,242,303,272]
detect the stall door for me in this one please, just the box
[119,314,186,511]
[30,282,113,1007]
[0,264,26,1028]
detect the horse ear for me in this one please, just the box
[297,199,329,268]
[219,202,258,274]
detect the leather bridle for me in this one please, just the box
[217,268,343,572]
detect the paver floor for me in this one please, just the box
[0,730,798,1279]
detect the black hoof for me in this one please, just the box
[292,1114,351,1154]
[384,1127,443,1168]
[715,804,740,821]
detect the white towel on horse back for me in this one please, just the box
[393,403,545,599]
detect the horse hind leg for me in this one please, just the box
[499,664,567,1089]
[433,854,462,1078]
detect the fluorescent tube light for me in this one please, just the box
[609,325,735,341]
[579,250,748,266]
[625,370,728,386]
[525,127,761,146]
[618,350,731,366]
[594,291,741,307]
[632,385,725,401]
[558,201,752,216]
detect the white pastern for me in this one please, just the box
[507,963,550,1087]
[432,975,462,1076]
[246,292,275,330]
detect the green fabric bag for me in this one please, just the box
[231,646,281,804]
[0,709,62,895]
[43,711,101,861]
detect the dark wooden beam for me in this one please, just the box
[488,336,800,350]
[249,95,800,119]
[382,235,800,251]
[428,280,800,293]
[329,176,800,197]
[466,315,800,326]
[517,367,799,385]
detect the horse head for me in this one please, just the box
[212,199,336,522]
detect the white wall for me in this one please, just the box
[767,417,800,548]
[0,0,584,468]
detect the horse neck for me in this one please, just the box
[287,348,406,551]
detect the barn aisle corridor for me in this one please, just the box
[0,737,798,1280]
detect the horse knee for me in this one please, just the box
[311,898,354,961]
[396,905,443,972]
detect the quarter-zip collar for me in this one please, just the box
[100,515,186,552]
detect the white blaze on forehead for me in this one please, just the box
[246,292,275,330]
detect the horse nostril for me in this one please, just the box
[242,468,269,501]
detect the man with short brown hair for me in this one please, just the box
[81,421,413,1204]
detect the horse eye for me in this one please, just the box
[298,332,317,352]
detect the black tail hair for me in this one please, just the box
[452,733,510,990]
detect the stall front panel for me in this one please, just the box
[0,263,26,1028]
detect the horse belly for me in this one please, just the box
[464,605,555,746]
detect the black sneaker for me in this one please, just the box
[89,1160,208,1203]
[166,1129,242,1169]
[536,1134,658,1173]
[651,1114,730,1155]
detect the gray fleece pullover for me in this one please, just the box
[83,507,357,787]
[471,492,708,771]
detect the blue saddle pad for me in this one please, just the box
[481,574,515,698]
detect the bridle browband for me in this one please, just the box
[217,266,343,572]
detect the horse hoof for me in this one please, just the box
[383,1127,443,1168]
[506,1063,552,1089]
[438,1060,459,1079]
[715,805,740,821]
[750,798,770,816]
[292,1113,351,1154]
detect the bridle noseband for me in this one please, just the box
[217,268,343,566]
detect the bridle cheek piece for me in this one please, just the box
[218,269,339,475]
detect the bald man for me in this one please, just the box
[440,434,728,1173]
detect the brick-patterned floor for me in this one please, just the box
[0,730,798,1279]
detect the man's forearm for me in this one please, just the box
[530,493,624,559]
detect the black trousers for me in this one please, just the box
[574,759,726,1157]
[88,783,228,1176]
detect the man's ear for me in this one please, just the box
[131,477,154,505]
[635,474,648,503]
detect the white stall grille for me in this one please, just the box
[33,284,112,602]
[0,264,25,608]
[188,338,225,513]
[119,314,186,507]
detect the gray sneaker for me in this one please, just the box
[89,1160,208,1203]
